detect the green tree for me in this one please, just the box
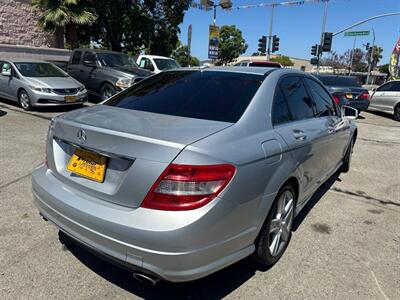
[367,45,383,70]
[87,0,191,54]
[218,25,247,65]
[32,0,96,49]
[172,45,200,67]
[379,64,389,75]
[270,55,294,67]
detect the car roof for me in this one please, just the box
[139,55,174,60]
[316,74,356,79]
[4,58,54,63]
[73,48,127,55]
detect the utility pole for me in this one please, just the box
[348,36,357,76]
[267,0,275,60]
[317,0,329,74]
[213,4,217,25]
[366,28,375,85]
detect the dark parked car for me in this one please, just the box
[315,75,370,113]
[67,49,152,100]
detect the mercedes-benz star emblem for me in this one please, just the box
[77,129,87,143]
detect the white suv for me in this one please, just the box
[136,55,180,74]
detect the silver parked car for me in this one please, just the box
[0,59,87,111]
[368,80,400,121]
[32,67,357,283]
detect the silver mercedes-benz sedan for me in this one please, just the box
[368,80,400,121]
[0,59,87,111]
[32,67,357,283]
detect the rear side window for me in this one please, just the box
[71,51,82,64]
[83,52,96,62]
[304,78,336,117]
[106,71,264,123]
[272,87,291,125]
[280,76,314,121]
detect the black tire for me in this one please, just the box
[58,231,75,248]
[18,89,32,111]
[341,138,354,173]
[100,83,116,101]
[394,104,400,121]
[253,183,296,267]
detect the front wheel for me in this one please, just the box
[341,138,354,173]
[394,104,400,121]
[100,83,116,101]
[253,184,295,267]
[19,90,32,111]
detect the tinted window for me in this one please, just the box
[71,51,82,64]
[318,76,361,87]
[377,81,400,92]
[249,62,281,68]
[304,78,336,117]
[106,71,264,122]
[97,52,138,67]
[272,87,291,125]
[280,76,314,121]
[14,62,67,77]
[154,59,180,70]
[83,52,96,62]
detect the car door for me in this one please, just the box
[370,81,395,112]
[67,50,83,81]
[0,61,16,100]
[383,81,400,112]
[272,75,325,202]
[79,51,99,91]
[304,77,349,173]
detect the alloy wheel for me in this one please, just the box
[268,190,294,257]
[19,92,30,110]
[102,88,113,100]
[394,105,400,121]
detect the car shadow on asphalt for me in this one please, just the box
[366,110,395,121]
[65,171,342,299]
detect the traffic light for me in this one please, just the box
[321,32,333,52]
[272,35,280,52]
[365,42,370,51]
[258,36,267,54]
[311,44,318,56]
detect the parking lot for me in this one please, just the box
[0,100,399,299]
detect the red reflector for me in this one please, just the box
[358,91,370,100]
[141,164,236,211]
[332,95,341,104]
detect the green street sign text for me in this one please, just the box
[344,31,370,37]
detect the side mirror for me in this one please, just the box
[83,60,97,68]
[341,105,358,120]
[1,70,11,76]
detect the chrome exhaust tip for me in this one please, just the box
[133,272,160,286]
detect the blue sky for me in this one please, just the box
[178,0,400,64]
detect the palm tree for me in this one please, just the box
[367,45,383,70]
[32,0,96,49]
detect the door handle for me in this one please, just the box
[293,130,307,141]
[79,70,84,72]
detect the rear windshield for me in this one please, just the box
[105,71,264,122]
[318,76,361,87]
[249,62,281,68]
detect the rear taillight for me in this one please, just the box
[332,95,341,104]
[141,164,236,211]
[358,91,370,100]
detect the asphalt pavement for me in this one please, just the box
[0,100,399,299]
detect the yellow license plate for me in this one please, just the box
[345,93,353,99]
[65,95,77,103]
[67,149,107,182]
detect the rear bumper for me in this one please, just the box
[32,164,257,282]
[346,99,369,111]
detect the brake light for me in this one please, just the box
[332,95,341,104]
[141,164,236,210]
[358,91,370,100]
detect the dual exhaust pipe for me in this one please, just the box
[133,272,160,286]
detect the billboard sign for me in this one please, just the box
[208,25,219,59]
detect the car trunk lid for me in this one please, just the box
[47,105,232,207]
